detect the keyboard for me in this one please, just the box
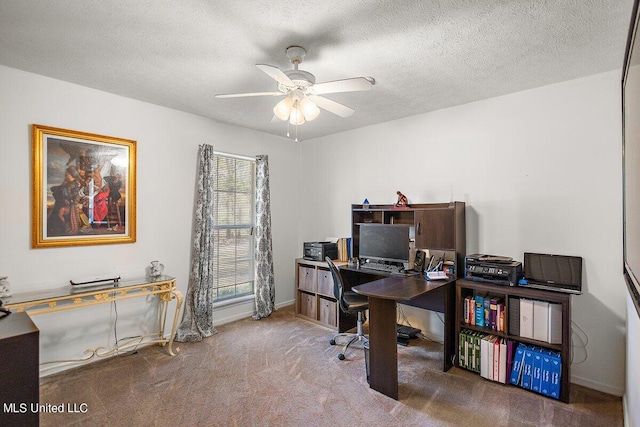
[361,263,402,274]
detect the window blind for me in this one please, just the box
[213,154,255,302]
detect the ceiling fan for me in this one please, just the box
[215,46,374,135]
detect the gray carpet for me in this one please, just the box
[39,305,623,427]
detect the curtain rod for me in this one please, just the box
[213,150,255,162]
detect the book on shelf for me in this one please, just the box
[463,296,473,324]
[496,299,506,332]
[336,237,352,262]
[475,295,485,327]
[484,297,491,329]
[489,296,504,331]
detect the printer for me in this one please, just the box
[465,254,523,286]
[303,242,338,261]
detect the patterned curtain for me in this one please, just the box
[175,144,217,342]
[253,154,275,320]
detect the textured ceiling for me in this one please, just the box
[0,0,633,141]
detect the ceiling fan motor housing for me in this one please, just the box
[281,69,316,91]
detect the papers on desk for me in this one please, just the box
[426,271,449,280]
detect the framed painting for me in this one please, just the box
[32,124,136,248]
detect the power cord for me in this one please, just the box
[570,320,589,364]
[111,300,142,357]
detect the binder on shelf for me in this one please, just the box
[540,351,552,396]
[459,330,467,368]
[492,337,500,381]
[508,297,520,336]
[498,338,508,383]
[519,298,534,339]
[548,303,562,344]
[533,300,550,342]
[531,348,543,393]
[521,346,534,390]
[473,333,482,373]
[506,340,517,382]
[467,332,475,371]
[549,351,562,399]
[480,335,492,379]
[510,343,526,385]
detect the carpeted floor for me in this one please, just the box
[39,305,623,427]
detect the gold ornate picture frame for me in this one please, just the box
[32,124,137,248]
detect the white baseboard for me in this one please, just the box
[212,299,294,327]
[571,374,624,397]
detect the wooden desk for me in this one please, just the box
[351,273,454,400]
[2,276,182,372]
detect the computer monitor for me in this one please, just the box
[358,224,410,264]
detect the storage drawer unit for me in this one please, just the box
[295,259,340,329]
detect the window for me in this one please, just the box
[212,153,255,302]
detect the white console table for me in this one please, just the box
[1,275,183,372]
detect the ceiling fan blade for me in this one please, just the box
[256,64,295,87]
[308,77,372,95]
[307,95,354,117]
[215,91,284,98]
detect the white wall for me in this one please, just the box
[0,64,630,398]
[298,70,626,396]
[0,65,300,369]
[626,296,639,427]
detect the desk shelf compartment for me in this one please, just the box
[455,279,571,403]
[295,259,341,329]
[351,202,466,279]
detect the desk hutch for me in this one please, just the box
[295,202,466,359]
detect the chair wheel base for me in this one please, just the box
[329,339,336,345]
[338,353,346,360]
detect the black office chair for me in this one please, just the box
[326,257,369,360]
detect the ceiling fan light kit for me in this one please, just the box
[215,45,374,140]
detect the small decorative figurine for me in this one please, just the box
[150,261,164,278]
[395,191,408,207]
[0,276,11,297]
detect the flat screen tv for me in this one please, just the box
[358,224,410,264]
[623,0,640,317]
